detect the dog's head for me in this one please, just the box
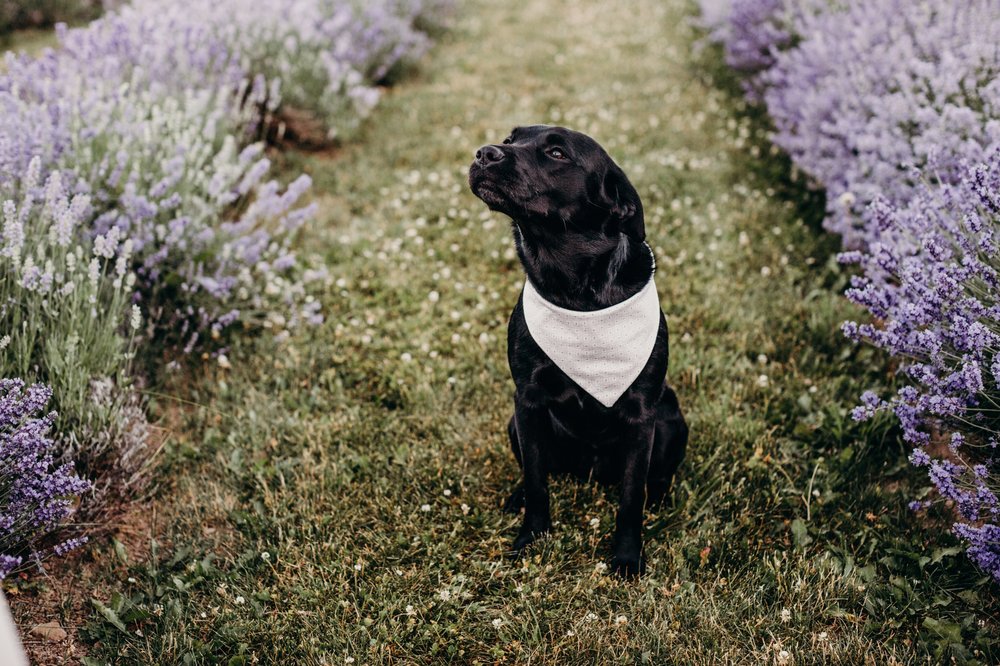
[468,125,644,242]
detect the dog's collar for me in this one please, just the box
[520,243,661,407]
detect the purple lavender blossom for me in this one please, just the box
[761,0,1000,247]
[0,379,91,579]
[843,155,1000,580]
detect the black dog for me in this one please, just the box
[468,125,688,578]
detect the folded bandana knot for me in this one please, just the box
[521,263,661,408]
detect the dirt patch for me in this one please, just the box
[6,497,159,665]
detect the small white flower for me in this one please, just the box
[780,608,791,623]
[443,489,452,497]
[405,604,415,616]
[401,352,413,362]
[438,589,451,602]
[354,562,362,571]
[817,631,828,642]
[428,290,440,303]
[460,503,470,515]
[776,649,792,665]
[0,335,9,350]
[756,374,769,388]
[217,354,231,369]
[594,562,608,573]
[130,304,142,331]
[235,596,245,605]
[261,552,271,562]
[589,517,600,529]
[757,354,768,365]
[566,629,575,637]
[420,504,431,512]
[447,376,457,385]
[345,658,355,665]
[491,618,503,628]
[585,612,598,622]
[614,615,627,626]
[760,265,772,277]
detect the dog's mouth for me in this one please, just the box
[468,169,510,208]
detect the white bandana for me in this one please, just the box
[521,255,661,408]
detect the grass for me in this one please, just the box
[8,0,1000,663]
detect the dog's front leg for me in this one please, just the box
[611,424,654,578]
[511,405,553,554]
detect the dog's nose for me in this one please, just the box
[475,144,505,165]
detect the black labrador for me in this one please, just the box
[468,125,688,578]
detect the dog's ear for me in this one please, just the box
[598,163,645,241]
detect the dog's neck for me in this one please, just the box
[512,224,653,311]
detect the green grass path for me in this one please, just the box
[79,0,997,663]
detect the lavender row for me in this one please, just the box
[0,0,449,575]
[699,0,1000,580]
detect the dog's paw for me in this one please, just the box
[501,485,526,514]
[609,553,645,580]
[509,521,551,557]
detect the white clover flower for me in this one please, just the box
[460,503,470,515]
[614,615,627,626]
[776,649,792,665]
[780,608,791,623]
[401,352,413,362]
[234,596,245,605]
[217,354,231,369]
[491,618,503,629]
[589,517,600,529]
[585,612,597,622]
[420,504,431,512]
[261,552,271,562]
[438,589,451,602]
[428,290,440,303]
[756,375,769,388]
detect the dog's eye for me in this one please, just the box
[547,147,567,160]
[502,137,512,144]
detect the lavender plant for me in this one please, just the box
[761,0,1000,247]
[841,156,1000,581]
[0,160,153,523]
[0,379,91,580]
[0,0,451,352]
